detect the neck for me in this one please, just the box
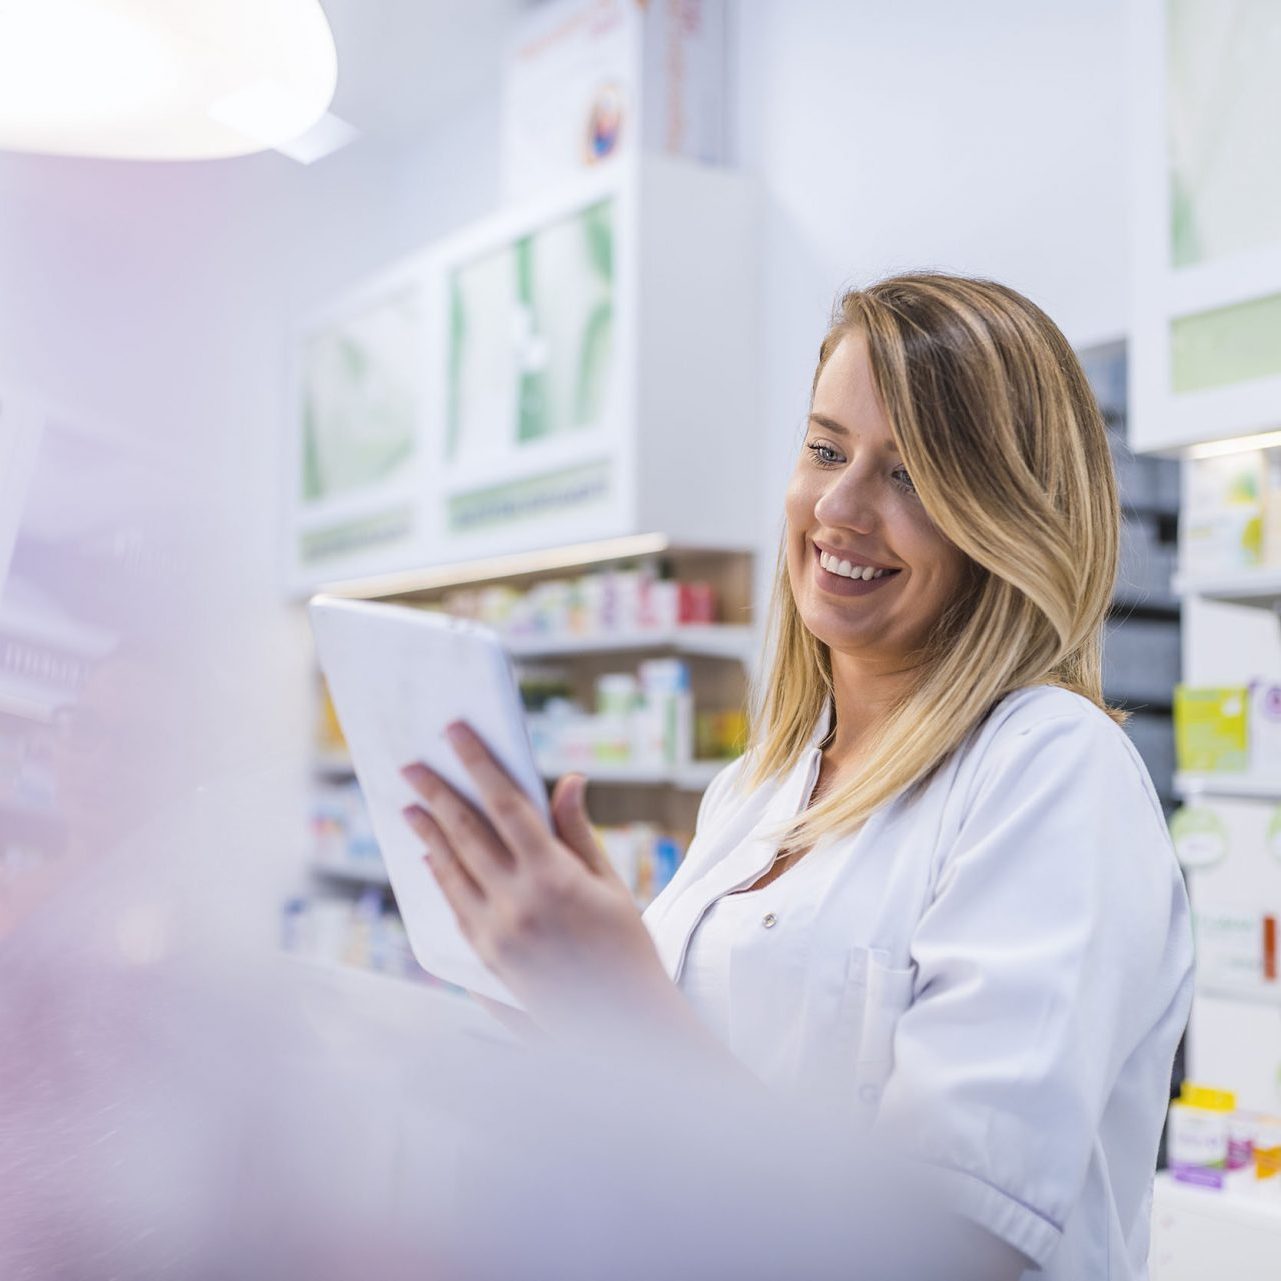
[823,649,922,764]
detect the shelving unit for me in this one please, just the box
[289,533,760,983]
[306,748,726,794]
[1172,569,1281,612]
[1174,773,1281,802]
[1151,1170,1281,1278]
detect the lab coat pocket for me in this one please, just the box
[830,947,922,1117]
[801,946,915,1105]
[847,950,917,1111]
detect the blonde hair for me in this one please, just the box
[740,271,1125,854]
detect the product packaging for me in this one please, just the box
[1248,678,1281,774]
[637,658,693,767]
[1181,451,1265,574]
[597,824,640,895]
[1264,450,1281,568]
[500,0,728,203]
[316,679,347,755]
[1168,1082,1236,1188]
[1254,1116,1281,1189]
[607,567,646,633]
[677,580,717,624]
[696,707,748,759]
[1173,685,1250,773]
[651,836,681,898]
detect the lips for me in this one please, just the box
[811,544,903,597]
[811,540,898,573]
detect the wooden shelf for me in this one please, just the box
[541,758,732,790]
[1174,772,1281,801]
[318,533,755,609]
[506,623,758,663]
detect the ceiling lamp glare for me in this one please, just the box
[0,0,339,161]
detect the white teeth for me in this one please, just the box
[820,550,890,581]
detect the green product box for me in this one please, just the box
[1173,685,1249,773]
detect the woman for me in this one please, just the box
[401,272,1195,1280]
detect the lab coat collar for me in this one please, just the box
[809,691,835,751]
[653,694,834,983]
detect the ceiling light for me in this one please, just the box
[0,0,338,161]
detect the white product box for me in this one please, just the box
[500,0,727,203]
[1249,678,1281,776]
[1180,451,1266,576]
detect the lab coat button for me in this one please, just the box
[762,913,777,928]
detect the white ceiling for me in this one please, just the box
[321,0,522,142]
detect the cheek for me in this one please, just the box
[783,472,810,531]
[785,461,824,513]
[897,509,963,587]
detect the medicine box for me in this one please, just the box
[1173,686,1249,774]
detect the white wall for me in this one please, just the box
[0,95,501,949]
[734,0,1131,607]
[0,0,1135,950]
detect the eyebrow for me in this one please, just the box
[807,414,901,453]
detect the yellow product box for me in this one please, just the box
[1173,685,1249,773]
[316,679,348,755]
[695,708,749,759]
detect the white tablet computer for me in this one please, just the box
[308,594,548,1006]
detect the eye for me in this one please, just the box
[891,465,918,496]
[805,441,842,467]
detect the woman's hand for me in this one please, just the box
[399,720,687,1043]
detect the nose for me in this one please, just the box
[813,461,880,534]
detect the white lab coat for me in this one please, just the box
[642,684,1195,1280]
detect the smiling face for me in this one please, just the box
[785,329,970,670]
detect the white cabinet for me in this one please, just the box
[285,155,757,594]
[1151,1172,1281,1281]
[1128,0,1281,456]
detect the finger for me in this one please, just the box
[401,761,511,886]
[403,803,485,922]
[443,721,558,870]
[550,773,610,876]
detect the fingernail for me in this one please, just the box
[445,720,468,743]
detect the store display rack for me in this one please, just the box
[1174,773,1281,803]
[1172,568,1281,614]
[288,533,760,977]
[1150,1169,1281,1277]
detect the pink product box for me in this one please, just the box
[676,581,717,624]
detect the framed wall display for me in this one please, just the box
[284,257,434,591]
[436,184,624,553]
[1130,0,1281,454]
[288,155,757,597]
[416,154,757,578]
